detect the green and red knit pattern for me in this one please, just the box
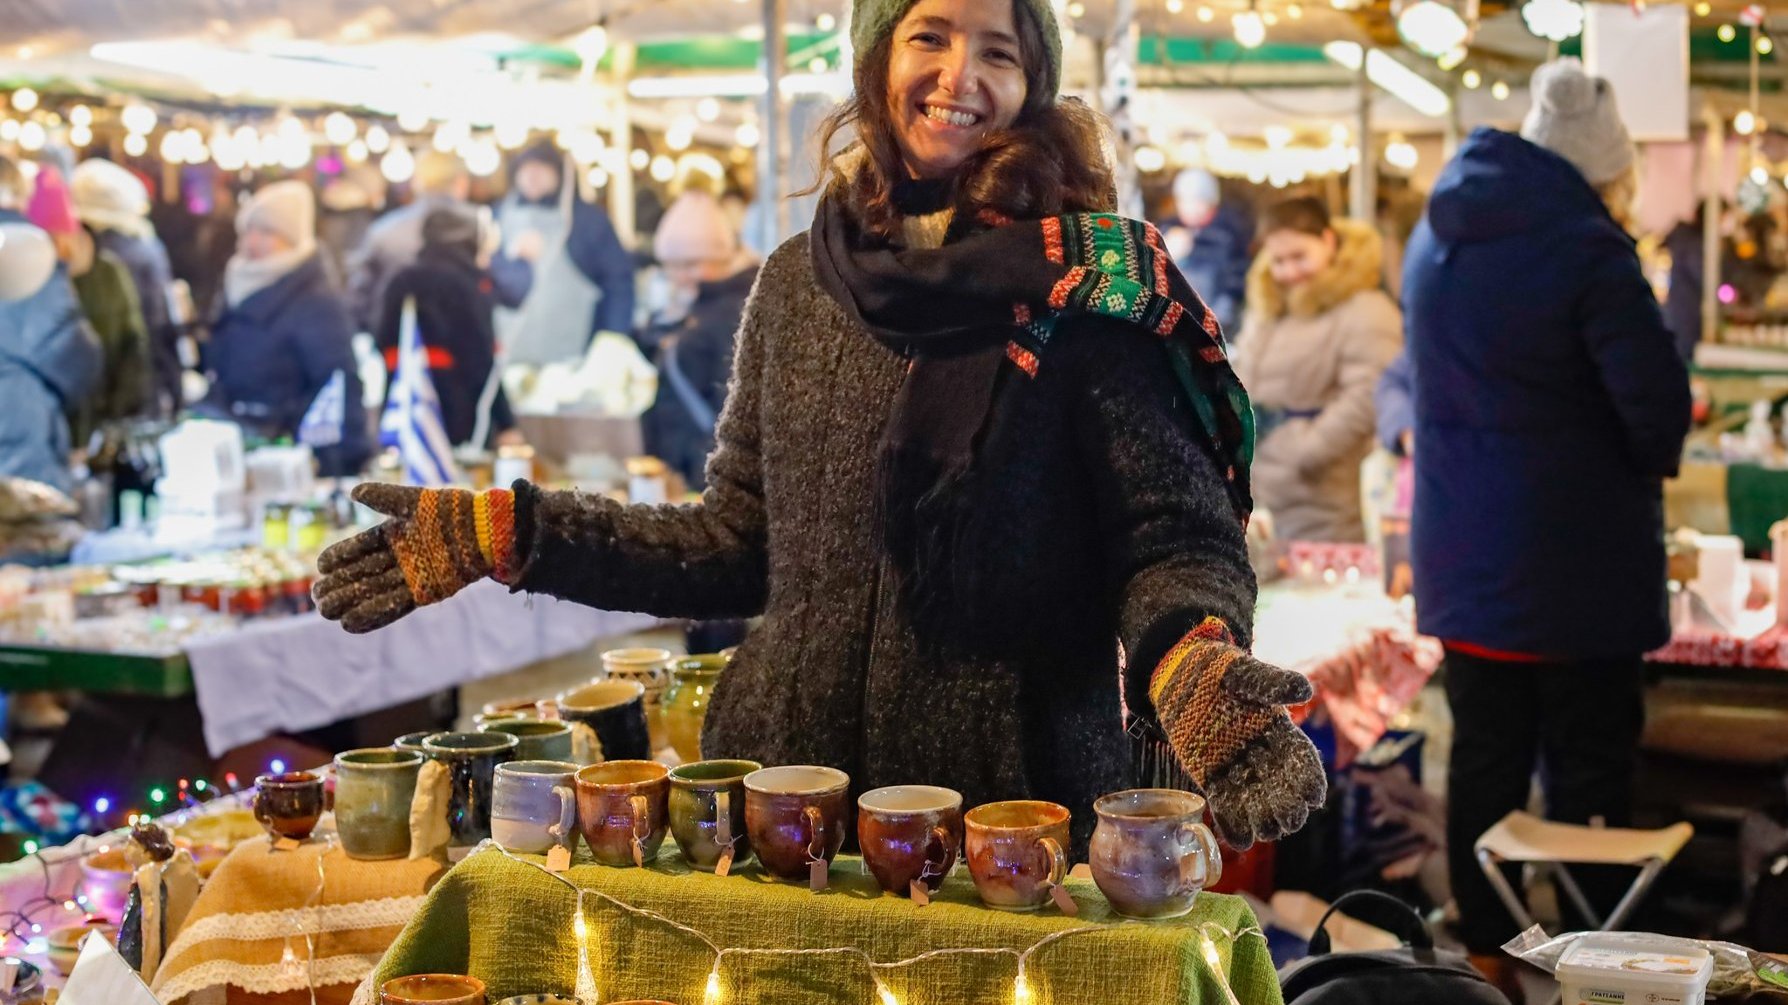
[1149,616,1282,788]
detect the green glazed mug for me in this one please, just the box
[668,759,760,871]
[480,719,574,762]
[334,748,425,860]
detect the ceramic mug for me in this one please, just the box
[481,719,575,763]
[743,766,850,882]
[422,731,520,847]
[492,760,579,855]
[964,801,1071,911]
[1089,789,1224,920]
[495,997,581,1005]
[380,973,486,1004]
[478,694,555,725]
[556,680,652,762]
[575,760,670,867]
[600,647,672,752]
[668,759,760,871]
[253,771,326,841]
[858,785,964,896]
[334,748,424,860]
[393,731,434,756]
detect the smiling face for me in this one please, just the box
[1263,226,1337,289]
[884,0,1030,180]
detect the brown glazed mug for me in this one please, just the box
[380,973,486,1004]
[575,760,670,867]
[964,800,1071,911]
[857,785,963,896]
[1089,789,1224,920]
[253,771,326,841]
[743,766,850,882]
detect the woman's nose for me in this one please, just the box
[936,45,979,97]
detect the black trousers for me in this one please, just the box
[1443,648,1646,952]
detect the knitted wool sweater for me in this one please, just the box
[508,233,1256,848]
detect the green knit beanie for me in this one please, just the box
[849,0,1064,102]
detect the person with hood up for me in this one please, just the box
[69,159,179,417]
[1402,59,1690,981]
[1164,168,1253,334]
[313,0,1327,856]
[204,180,371,476]
[0,156,103,496]
[375,205,520,449]
[490,143,637,366]
[1234,196,1401,543]
[635,191,759,491]
[30,167,151,450]
[346,152,470,333]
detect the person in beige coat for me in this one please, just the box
[1236,196,1402,543]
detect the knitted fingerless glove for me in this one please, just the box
[313,483,519,634]
[1149,617,1327,849]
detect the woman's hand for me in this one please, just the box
[1150,625,1327,848]
[312,483,516,634]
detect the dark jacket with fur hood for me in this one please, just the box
[506,232,1255,848]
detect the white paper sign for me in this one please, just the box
[1584,3,1690,141]
[59,929,160,1005]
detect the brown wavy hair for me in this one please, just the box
[806,0,1115,238]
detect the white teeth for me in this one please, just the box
[924,105,981,127]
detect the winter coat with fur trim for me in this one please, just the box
[505,232,1255,852]
[1235,219,1402,543]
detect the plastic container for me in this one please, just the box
[1556,934,1714,1005]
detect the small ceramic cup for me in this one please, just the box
[334,748,424,860]
[964,800,1071,911]
[600,647,673,751]
[380,973,486,1004]
[393,731,434,756]
[253,771,326,841]
[743,765,850,882]
[668,759,760,871]
[422,731,520,847]
[556,680,652,763]
[575,760,670,867]
[858,785,964,896]
[492,760,579,855]
[495,996,581,1005]
[481,719,575,763]
[1089,789,1224,920]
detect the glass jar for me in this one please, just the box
[663,654,728,763]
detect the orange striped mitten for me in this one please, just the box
[313,483,518,634]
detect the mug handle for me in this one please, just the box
[1179,821,1224,893]
[714,790,733,849]
[921,825,957,881]
[803,804,826,861]
[1037,835,1067,891]
[550,785,577,848]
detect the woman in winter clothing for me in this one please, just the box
[29,169,151,449]
[376,206,518,448]
[1235,197,1401,543]
[1402,60,1690,960]
[0,158,103,495]
[70,159,179,418]
[314,0,1324,853]
[636,191,758,490]
[205,181,371,476]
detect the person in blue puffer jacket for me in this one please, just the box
[1401,60,1691,978]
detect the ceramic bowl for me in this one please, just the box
[45,923,115,974]
[495,997,582,1005]
[77,848,134,919]
[380,973,486,1004]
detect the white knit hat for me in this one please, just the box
[70,159,153,239]
[653,190,738,264]
[237,179,316,248]
[1520,58,1634,186]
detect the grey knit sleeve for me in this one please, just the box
[1062,318,1258,716]
[503,272,771,620]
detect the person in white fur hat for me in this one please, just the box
[635,190,757,491]
[204,180,371,476]
[70,158,180,415]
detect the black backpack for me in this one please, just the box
[1278,890,1512,1005]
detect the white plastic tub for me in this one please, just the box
[1556,934,1715,1005]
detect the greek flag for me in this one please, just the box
[297,370,345,448]
[379,298,461,486]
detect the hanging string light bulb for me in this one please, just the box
[1232,2,1267,49]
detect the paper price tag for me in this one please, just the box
[715,847,734,878]
[1049,883,1079,916]
[274,837,301,852]
[909,880,931,907]
[546,845,572,873]
[633,841,645,869]
[810,860,829,892]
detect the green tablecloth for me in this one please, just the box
[362,843,1283,1005]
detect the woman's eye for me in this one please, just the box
[985,48,1018,64]
[910,32,945,46]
